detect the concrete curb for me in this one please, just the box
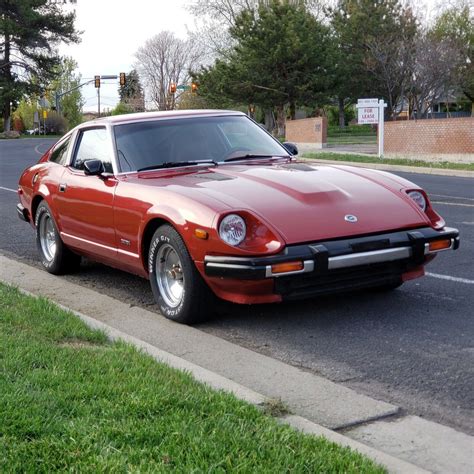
[302,157,474,178]
[8,286,427,474]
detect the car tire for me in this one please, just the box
[35,201,81,274]
[149,225,213,324]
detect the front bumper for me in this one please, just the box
[16,203,29,223]
[204,227,459,300]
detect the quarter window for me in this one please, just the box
[49,136,71,165]
[72,128,113,173]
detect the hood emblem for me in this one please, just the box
[344,214,358,223]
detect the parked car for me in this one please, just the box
[17,110,459,323]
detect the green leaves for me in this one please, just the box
[195,1,334,116]
[0,0,80,130]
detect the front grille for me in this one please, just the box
[275,259,412,300]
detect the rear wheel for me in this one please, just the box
[149,225,213,324]
[35,201,81,274]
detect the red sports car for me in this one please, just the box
[17,110,459,323]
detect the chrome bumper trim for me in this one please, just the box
[328,246,412,270]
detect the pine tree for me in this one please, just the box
[0,0,79,130]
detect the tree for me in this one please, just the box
[329,0,418,121]
[187,0,326,58]
[195,1,333,135]
[49,57,84,129]
[0,0,80,130]
[408,33,464,118]
[431,1,473,110]
[111,102,133,116]
[118,69,145,112]
[134,31,204,110]
[13,96,37,130]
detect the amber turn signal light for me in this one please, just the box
[429,239,451,252]
[194,229,208,240]
[271,261,304,274]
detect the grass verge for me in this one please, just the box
[302,152,474,172]
[0,284,385,473]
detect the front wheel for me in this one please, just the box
[35,201,81,274]
[148,225,213,324]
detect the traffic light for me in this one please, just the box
[119,72,126,87]
[169,83,177,94]
[94,75,100,88]
[191,82,198,93]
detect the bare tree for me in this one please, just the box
[135,31,204,110]
[187,0,326,58]
[408,34,464,118]
[364,34,417,119]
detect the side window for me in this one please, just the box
[72,128,113,173]
[49,136,71,165]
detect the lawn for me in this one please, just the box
[0,284,385,473]
[302,152,474,172]
[327,125,377,145]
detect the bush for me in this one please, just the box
[12,116,25,133]
[325,105,356,127]
[45,112,68,134]
[111,102,133,115]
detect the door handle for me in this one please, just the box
[59,183,67,192]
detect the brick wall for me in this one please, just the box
[384,118,474,156]
[285,117,327,149]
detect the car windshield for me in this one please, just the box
[113,115,289,172]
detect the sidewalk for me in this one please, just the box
[1,254,472,473]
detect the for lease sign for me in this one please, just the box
[358,107,378,124]
[357,98,379,124]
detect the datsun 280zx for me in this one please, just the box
[17,110,460,323]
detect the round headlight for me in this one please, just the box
[407,191,427,211]
[219,214,246,246]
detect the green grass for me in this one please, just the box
[327,135,376,145]
[327,125,376,137]
[0,284,385,473]
[302,152,474,171]
[325,125,377,145]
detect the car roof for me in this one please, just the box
[79,109,246,128]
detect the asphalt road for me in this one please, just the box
[1,138,473,435]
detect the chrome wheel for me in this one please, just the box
[156,243,185,308]
[39,213,57,262]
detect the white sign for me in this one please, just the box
[357,98,379,106]
[356,98,387,157]
[358,106,379,124]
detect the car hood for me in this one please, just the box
[136,162,431,244]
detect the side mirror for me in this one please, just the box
[83,159,105,176]
[282,141,298,156]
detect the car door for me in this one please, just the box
[55,126,118,261]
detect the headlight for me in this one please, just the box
[219,214,246,246]
[407,190,427,211]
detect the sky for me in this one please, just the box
[58,0,443,113]
[59,0,195,112]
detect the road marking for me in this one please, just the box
[34,143,49,155]
[431,194,474,202]
[460,222,474,226]
[431,201,474,208]
[0,186,16,193]
[427,272,474,285]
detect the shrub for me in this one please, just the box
[45,112,68,134]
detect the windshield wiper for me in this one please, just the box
[137,160,218,172]
[223,154,289,163]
